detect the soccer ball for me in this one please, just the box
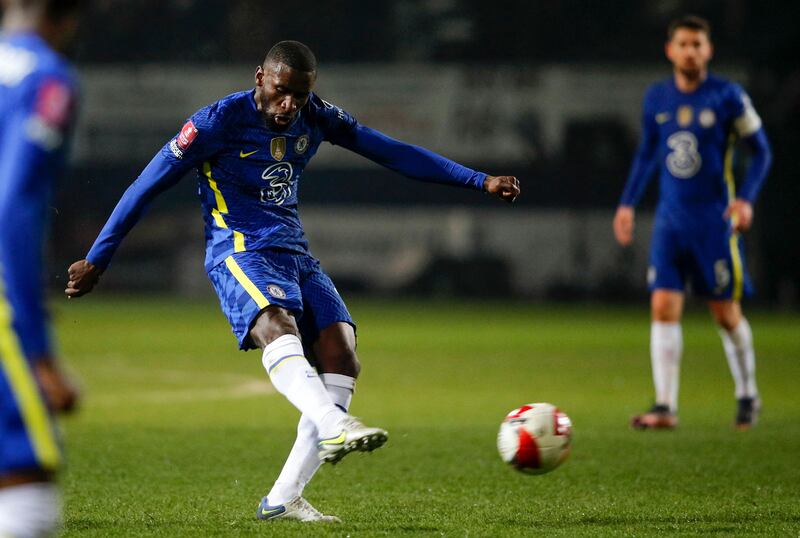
[497,402,572,474]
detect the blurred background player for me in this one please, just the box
[63,41,519,522]
[0,0,81,535]
[613,15,771,430]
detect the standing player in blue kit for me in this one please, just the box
[0,0,81,536]
[613,16,771,430]
[65,41,520,522]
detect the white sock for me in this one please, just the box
[0,482,61,538]
[267,373,355,505]
[651,321,683,412]
[262,335,346,438]
[719,317,758,399]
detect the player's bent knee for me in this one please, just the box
[709,302,741,331]
[249,306,300,349]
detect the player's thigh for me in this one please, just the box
[297,256,358,370]
[207,251,303,351]
[648,225,687,297]
[689,227,753,302]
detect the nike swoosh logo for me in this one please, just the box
[318,432,346,445]
[261,507,285,517]
[240,149,258,158]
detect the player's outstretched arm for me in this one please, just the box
[613,205,635,247]
[65,259,101,298]
[484,175,520,203]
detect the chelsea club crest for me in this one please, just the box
[294,135,309,154]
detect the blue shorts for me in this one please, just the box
[207,250,355,351]
[1,351,61,476]
[648,221,753,300]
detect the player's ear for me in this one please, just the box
[255,65,264,87]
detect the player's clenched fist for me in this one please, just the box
[723,198,754,233]
[484,175,520,203]
[65,259,102,297]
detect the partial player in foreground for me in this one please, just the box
[613,16,771,430]
[65,41,519,522]
[0,0,81,536]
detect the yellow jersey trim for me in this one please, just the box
[729,234,744,302]
[723,134,737,220]
[0,285,60,470]
[224,256,270,309]
[723,133,743,300]
[204,161,246,252]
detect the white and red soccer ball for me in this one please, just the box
[497,403,572,474]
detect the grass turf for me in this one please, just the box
[54,297,800,536]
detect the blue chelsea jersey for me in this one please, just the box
[0,32,78,360]
[173,91,356,269]
[86,89,487,272]
[620,73,770,229]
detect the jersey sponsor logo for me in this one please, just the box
[294,135,309,154]
[177,120,198,150]
[267,284,287,299]
[699,108,716,128]
[239,149,258,158]
[260,162,294,205]
[655,112,671,124]
[677,105,693,127]
[270,137,286,161]
[0,43,37,86]
[666,131,702,179]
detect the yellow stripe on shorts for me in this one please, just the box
[224,256,270,309]
[0,288,60,470]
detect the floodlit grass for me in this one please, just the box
[55,297,800,536]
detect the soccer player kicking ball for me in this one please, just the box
[65,41,519,522]
[0,1,81,536]
[613,16,771,431]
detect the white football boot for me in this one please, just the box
[317,416,388,464]
[256,496,341,523]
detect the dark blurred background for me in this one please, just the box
[30,0,800,305]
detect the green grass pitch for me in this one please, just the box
[55,297,800,536]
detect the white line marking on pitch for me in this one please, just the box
[92,380,275,405]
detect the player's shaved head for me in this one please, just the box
[264,41,317,74]
[667,15,711,41]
